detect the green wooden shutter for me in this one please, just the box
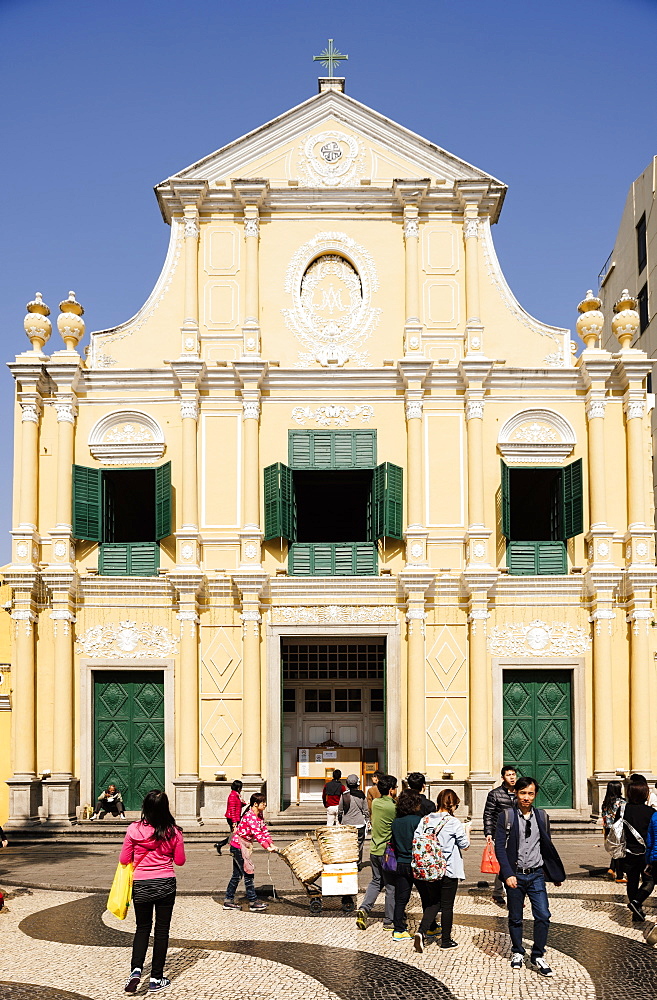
[154,462,172,540]
[72,465,103,541]
[263,463,295,541]
[507,541,538,575]
[288,430,377,469]
[536,541,567,575]
[288,431,312,468]
[129,542,161,576]
[372,463,403,540]
[501,461,511,539]
[99,543,130,576]
[560,458,583,540]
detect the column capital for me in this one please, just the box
[465,396,485,421]
[404,396,423,420]
[54,400,77,423]
[585,396,607,421]
[623,392,645,420]
[20,399,42,423]
[180,395,199,421]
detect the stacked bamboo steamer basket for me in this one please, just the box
[315,825,359,864]
[279,836,324,884]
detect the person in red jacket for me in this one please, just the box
[322,769,346,826]
[214,780,245,855]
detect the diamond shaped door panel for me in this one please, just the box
[503,670,572,809]
[94,671,165,811]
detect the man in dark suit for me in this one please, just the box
[495,776,566,977]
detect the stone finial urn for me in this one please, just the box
[24,292,52,353]
[612,289,639,350]
[576,289,604,350]
[57,291,85,351]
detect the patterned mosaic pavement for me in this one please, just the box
[2,875,657,1000]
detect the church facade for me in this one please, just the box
[4,78,656,827]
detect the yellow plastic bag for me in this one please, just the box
[107,862,134,920]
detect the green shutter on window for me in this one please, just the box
[288,430,377,469]
[72,465,103,541]
[263,463,295,542]
[154,462,172,540]
[560,458,583,540]
[501,461,511,539]
[99,542,160,577]
[507,540,567,576]
[372,463,403,540]
[289,542,377,576]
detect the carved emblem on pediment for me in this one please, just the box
[488,619,590,657]
[76,620,179,658]
[89,410,165,465]
[298,130,365,187]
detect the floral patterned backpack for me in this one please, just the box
[411,813,450,880]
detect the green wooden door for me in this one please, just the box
[94,671,165,811]
[502,670,573,808]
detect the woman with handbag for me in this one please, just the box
[389,790,423,942]
[413,788,470,954]
[119,790,185,994]
[601,780,626,882]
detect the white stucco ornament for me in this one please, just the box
[76,620,179,658]
[54,541,67,558]
[488,619,590,657]
[273,605,397,625]
[636,542,648,558]
[89,410,165,465]
[283,233,381,367]
[16,542,28,560]
[410,543,423,559]
[298,130,365,187]
[181,544,194,561]
[245,543,257,560]
[291,404,374,427]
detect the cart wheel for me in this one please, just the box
[341,895,354,913]
[309,897,323,914]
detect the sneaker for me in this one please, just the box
[511,952,524,970]
[492,896,506,908]
[413,932,424,953]
[531,957,553,977]
[615,877,627,884]
[628,900,646,922]
[89,815,96,822]
[124,972,141,994]
[382,921,394,930]
[355,908,368,930]
[223,899,240,910]
[425,926,440,939]
[392,931,412,942]
[440,938,458,949]
[249,901,268,911]
[149,979,171,993]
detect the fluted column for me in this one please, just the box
[590,607,616,775]
[54,401,77,530]
[11,604,37,779]
[628,607,653,771]
[180,395,199,532]
[242,395,261,533]
[405,395,423,531]
[406,591,427,771]
[180,208,200,357]
[466,397,485,530]
[233,179,268,359]
[176,607,200,780]
[625,395,646,530]
[240,595,263,783]
[50,604,76,780]
[18,400,41,532]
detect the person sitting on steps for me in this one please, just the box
[90,784,125,820]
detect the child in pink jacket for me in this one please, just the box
[214,779,245,855]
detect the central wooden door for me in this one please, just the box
[502,669,573,808]
[93,671,165,811]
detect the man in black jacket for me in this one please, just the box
[495,776,565,977]
[483,765,517,904]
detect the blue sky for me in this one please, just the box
[1,0,656,559]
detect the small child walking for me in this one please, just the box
[214,780,245,855]
[223,793,277,912]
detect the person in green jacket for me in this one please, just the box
[355,774,397,930]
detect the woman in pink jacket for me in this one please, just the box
[119,790,186,994]
[214,779,245,855]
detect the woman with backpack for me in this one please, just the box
[622,777,656,922]
[601,780,626,882]
[119,790,186,994]
[337,774,369,866]
[412,788,470,953]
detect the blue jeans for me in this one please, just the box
[226,846,257,903]
[506,870,551,959]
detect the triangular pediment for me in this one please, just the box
[157,89,504,197]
